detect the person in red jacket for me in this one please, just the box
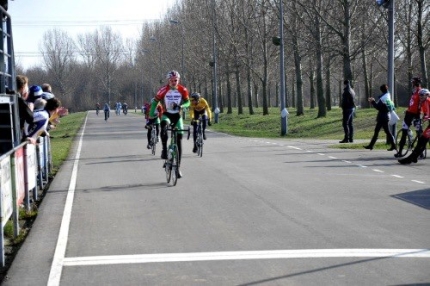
[398,88,430,164]
[395,77,422,157]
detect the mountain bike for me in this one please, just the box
[395,118,427,159]
[164,124,190,186]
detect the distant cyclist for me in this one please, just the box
[145,98,163,149]
[398,88,430,164]
[189,92,212,153]
[395,77,422,157]
[149,70,190,178]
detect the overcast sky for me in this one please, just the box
[8,0,176,69]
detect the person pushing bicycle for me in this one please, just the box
[149,70,190,177]
[189,92,212,153]
[398,88,430,164]
[395,77,422,158]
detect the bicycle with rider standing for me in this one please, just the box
[149,70,190,178]
[189,92,212,153]
[395,77,422,157]
[398,88,430,164]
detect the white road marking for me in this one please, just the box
[63,249,430,267]
[47,115,88,286]
[285,145,426,185]
[289,146,302,150]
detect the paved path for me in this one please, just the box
[3,111,429,286]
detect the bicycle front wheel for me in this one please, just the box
[395,129,411,157]
[197,136,203,157]
[171,145,179,186]
[165,160,171,184]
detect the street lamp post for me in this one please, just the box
[211,0,219,123]
[150,36,163,84]
[376,0,395,138]
[273,0,288,135]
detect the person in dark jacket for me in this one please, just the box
[364,84,397,151]
[339,80,356,143]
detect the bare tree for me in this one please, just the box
[40,29,76,107]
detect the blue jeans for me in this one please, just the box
[342,108,354,141]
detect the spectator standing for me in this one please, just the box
[26,97,61,140]
[26,85,43,111]
[15,75,34,143]
[339,80,356,143]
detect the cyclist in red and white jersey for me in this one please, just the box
[149,70,190,178]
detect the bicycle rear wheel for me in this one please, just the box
[151,128,157,155]
[197,135,203,157]
[419,144,427,160]
[395,129,411,157]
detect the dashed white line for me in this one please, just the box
[411,180,425,184]
[372,169,384,173]
[391,175,404,178]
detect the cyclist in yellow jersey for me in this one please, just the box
[189,92,212,153]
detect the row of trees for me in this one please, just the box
[18,0,429,117]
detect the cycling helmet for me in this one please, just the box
[419,88,429,96]
[166,70,180,79]
[191,92,201,101]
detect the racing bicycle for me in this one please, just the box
[164,124,190,186]
[193,116,205,157]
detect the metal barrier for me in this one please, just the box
[0,137,51,266]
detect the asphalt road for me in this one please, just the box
[3,111,430,286]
